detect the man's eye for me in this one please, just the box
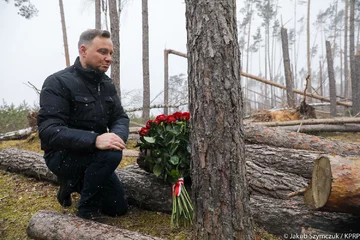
[99,50,108,55]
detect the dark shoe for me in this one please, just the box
[57,179,72,207]
[76,211,107,223]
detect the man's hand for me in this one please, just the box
[95,133,126,151]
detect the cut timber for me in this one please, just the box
[26,210,163,240]
[2,148,360,236]
[244,124,360,155]
[304,155,360,214]
[250,117,360,127]
[280,124,360,133]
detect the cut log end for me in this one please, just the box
[312,156,332,209]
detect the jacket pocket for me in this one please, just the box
[73,96,97,120]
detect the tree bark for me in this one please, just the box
[2,148,360,237]
[353,55,360,115]
[281,27,295,108]
[326,41,337,117]
[280,124,360,133]
[307,0,312,99]
[244,124,360,155]
[350,0,356,114]
[108,0,121,98]
[142,0,150,123]
[304,155,360,214]
[26,210,163,240]
[95,0,101,29]
[59,0,70,67]
[185,0,254,239]
[344,0,350,100]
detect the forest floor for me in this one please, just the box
[0,136,279,240]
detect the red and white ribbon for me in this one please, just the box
[172,178,184,197]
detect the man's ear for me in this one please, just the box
[79,45,87,57]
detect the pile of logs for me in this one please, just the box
[1,124,360,238]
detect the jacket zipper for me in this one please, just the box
[98,82,105,119]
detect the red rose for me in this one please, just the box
[173,111,182,120]
[181,112,190,120]
[167,115,176,123]
[154,119,160,125]
[146,120,154,129]
[139,127,149,136]
[155,114,167,122]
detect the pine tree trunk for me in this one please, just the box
[95,0,101,29]
[59,0,70,67]
[350,0,356,114]
[27,210,162,240]
[108,0,121,98]
[281,27,295,108]
[353,55,360,114]
[307,0,312,99]
[344,0,350,100]
[326,41,337,117]
[185,0,254,238]
[142,0,150,123]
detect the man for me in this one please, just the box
[37,29,129,221]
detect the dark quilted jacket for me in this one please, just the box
[37,57,129,157]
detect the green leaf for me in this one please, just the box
[170,156,180,165]
[153,164,163,177]
[144,136,156,143]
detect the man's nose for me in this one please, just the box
[105,55,112,63]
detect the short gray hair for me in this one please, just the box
[78,29,111,50]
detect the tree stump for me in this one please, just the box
[304,155,360,214]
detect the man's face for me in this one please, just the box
[80,36,113,73]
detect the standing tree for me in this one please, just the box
[185,0,254,239]
[142,0,150,123]
[306,0,312,98]
[344,0,350,99]
[281,27,295,108]
[3,0,38,19]
[95,0,101,29]
[326,41,337,117]
[108,0,121,97]
[59,0,70,67]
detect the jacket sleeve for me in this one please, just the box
[108,94,130,143]
[37,75,99,151]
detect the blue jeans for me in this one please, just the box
[45,150,128,216]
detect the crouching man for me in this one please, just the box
[37,29,129,221]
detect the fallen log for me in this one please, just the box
[304,155,360,214]
[280,124,360,133]
[244,124,360,155]
[0,127,33,141]
[2,148,359,236]
[250,117,360,127]
[26,210,163,240]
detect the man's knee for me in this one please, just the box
[96,150,123,168]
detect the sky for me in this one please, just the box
[0,0,334,107]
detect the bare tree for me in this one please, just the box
[326,41,337,117]
[281,27,295,108]
[142,0,150,123]
[95,0,101,29]
[350,0,356,114]
[307,0,312,99]
[59,0,70,67]
[185,0,254,238]
[108,0,121,97]
[344,0,350,99]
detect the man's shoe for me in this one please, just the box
[57,179,72,207]
[76,211,107,223]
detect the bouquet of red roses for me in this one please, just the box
[137,111,193,228]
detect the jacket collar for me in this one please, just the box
[73,57,105,85]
